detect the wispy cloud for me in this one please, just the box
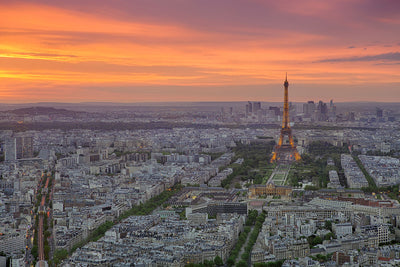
[374,62,400,66]
[318,52,400,63]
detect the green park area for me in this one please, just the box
[221,140,276,188]
[260,165,276,183]
[286,141,348,189]
[271,172,286,185]
[221,140,350,189]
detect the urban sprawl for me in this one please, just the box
[1,101,400,267]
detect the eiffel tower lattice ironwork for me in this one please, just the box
[271,74,301,162]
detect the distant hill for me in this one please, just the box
[4,106,87,117]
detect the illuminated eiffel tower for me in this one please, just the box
[271,74,301,162]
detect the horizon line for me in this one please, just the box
[1,100,400,105]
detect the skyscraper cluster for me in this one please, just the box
[246,101,262,116]
[303,100,336,122]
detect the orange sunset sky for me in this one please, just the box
[1,0,399,103]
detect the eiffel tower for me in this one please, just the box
[271,74,301,162]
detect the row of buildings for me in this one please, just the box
[341,154,369,188]
[358,155,400,187]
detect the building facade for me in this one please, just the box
[250,182,292,197]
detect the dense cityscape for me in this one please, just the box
[1,0,399,266]
[1,99,400,267]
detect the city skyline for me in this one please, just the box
[1,0,400,103]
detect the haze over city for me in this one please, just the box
[1,0,399,103]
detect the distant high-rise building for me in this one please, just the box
[246,101,253,115]
[303,101,315,117]
[317,101,328,121]
[317,101,327,113]
[376,108,383,118]
[269,106,280,116]
[4,137,16,161]
[253,102,261,113]
[5,134,33,161]
[246,101,262,117]
[328,99,336,121]
[289,102,296,120]
[16,135,33,159]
